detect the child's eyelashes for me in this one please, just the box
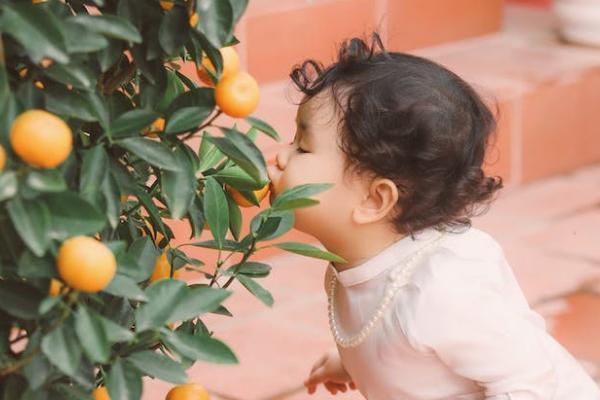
[289,141,309,154]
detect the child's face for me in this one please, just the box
[267,92,367,240]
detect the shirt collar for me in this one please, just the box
[328,227,441,288]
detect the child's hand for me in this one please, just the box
[304,348,357,395]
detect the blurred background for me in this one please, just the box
[147,0,600,398]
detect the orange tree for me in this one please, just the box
[0,0,344,398]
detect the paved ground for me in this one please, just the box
[144,163,600,399]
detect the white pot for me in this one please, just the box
[554,0,600,47]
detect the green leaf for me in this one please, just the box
[156,70,185,113]
[226,193,242,241]
[118,237,161,282]
[255,211,294,241]
[7,198,50,257]
[112,109,159,138]
[169,287,231,322]
[0,280,42,320]
[188,239,246,252]
[197,132,225,172]
[18,251,55,279]
[237,275,274,307]
[271,242,347,263]
[127,351,187,384]
[106,359,142,400]
[165,107,208,134]
[135,280,187,332]
[1,3,69,64]
[44,87,98,122]
[246,116,281,142]
[209,127,268,184]
[69,15,142,43]
[0,171,18,201]
[26,169,67,193]
[43,191,105,241]
[161,147,197,219]
[225,261,271,278]
[272,183,333,210]
[213,164,264,191]
[158,8,188,56]
[203,177,229,249]
[102,173,121,230]
[74,306,109,364]
[163,330,238,364]
[116,138,180,171]
[230,0,249,23]
[194,0,234,48]
[80,146,108,208]
[41,323,82,377]
[44,63,96,90]
[98,315,134,343]
[63,19,110,53]
[104,274,148,301]
[167,88,214,115]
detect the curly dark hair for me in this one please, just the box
[290,33,503,237]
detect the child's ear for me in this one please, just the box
[351,178,399,225]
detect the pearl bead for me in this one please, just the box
[328,232,446,348]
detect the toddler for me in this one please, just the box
[266,33,600,399]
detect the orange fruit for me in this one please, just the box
[10,110,72,168]
[57,236,117,293]
[189,12,199,27]
[166,383,210,400]
[18,68,28,78]
[196,47,240,86]
[144,117,165,138]
[34,81,44,90]
[215,72,260,118]
[48,279,63,297]
[160,0,174,10]
[144,219,165,244]
[93,386,110,400]
[0,145,5,172]
[225,183,270,208]
[150,251,183,282]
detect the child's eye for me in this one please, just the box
[289,141,309,154]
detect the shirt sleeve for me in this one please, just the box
[404,253,558,399]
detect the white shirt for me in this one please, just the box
[327,227,600,399]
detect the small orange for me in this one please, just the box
[150,251,183,282]
[196,47,240,86]
[48,279,63,297]
[0,145,5,171]
[144,117,165,138]
[57,236,117,293]
[225,183,270,208]
[166,383,210,400]
[144,219,165,244]
[189,12,199,27]
[159,0,174,10]
[10,109,72,168]
[93,386,111,400]
[18,68,28,78]
[215,72,260,118]
[34,81,44,90]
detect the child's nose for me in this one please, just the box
[275,148,289,170]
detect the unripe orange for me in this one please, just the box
[225,183,270,208]
[0,145,5,171]
[57,236,117,293]
[166,383,210,400]
[93,386,110,400]
[10,110,72,168]
[196,47,240,86]
[160,0,174,10]
[150,251,183,282]
[49,279,63,297]
[215,72,260,118]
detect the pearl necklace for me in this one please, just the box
[328,232,446,348]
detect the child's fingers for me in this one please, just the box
[324,382,348,395]
[349,381,357,390]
